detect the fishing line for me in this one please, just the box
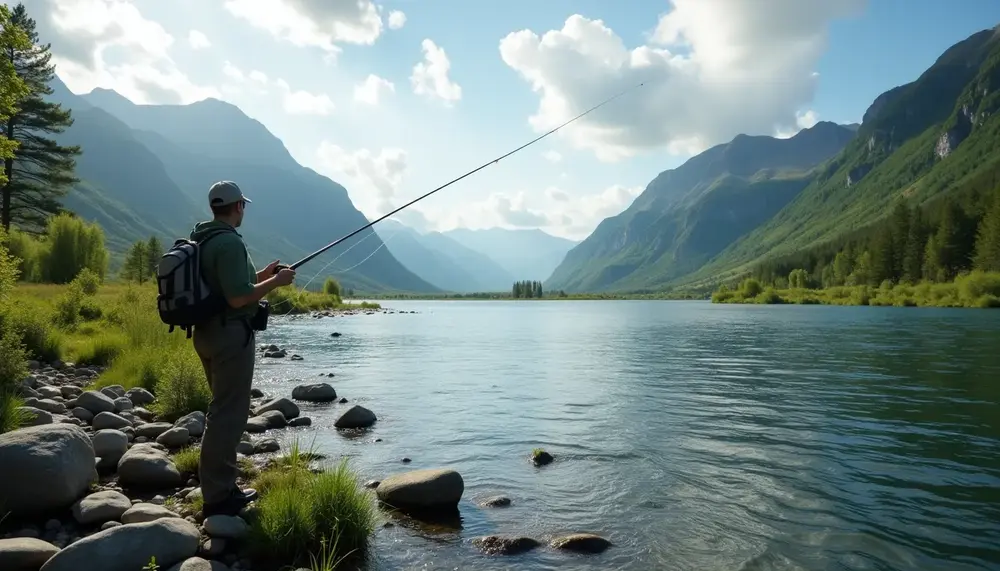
[278,81,646,274]
[270,226,404,317]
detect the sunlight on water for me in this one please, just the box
[253,301,1000,571]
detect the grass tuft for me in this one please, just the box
[247,436,377,567]
[172,446,201,476]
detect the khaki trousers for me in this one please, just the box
[193,317,255,506]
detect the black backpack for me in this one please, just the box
[156,228,235,337]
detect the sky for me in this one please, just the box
[15,0,1000,241]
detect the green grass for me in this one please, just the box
[247,438,377,568]
[266,285,381,315]
[172,447,201,476]
[712,271,1000,308]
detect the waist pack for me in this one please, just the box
[156,228,234,337]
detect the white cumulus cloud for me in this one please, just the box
[276,79,336,115]
[542,150,562,163]
[316,142,408,215]
[388,10,406,30]
[224,0,385,59]
[353,74,395,105]
[499,0,865,162]
[411,39,462,105]
[31,0,219,104]
[188,30,211,50]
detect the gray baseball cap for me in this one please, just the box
[208,180,252,207]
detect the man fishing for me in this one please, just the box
[190,180,296,516]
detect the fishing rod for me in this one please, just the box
[276,81,645,274]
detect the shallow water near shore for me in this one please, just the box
[253,300,1000,571]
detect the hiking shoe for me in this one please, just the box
[203,487,259,517]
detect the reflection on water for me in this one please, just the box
[253,301,1000,571]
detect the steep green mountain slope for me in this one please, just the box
[442,227,577,282]
[61,84,437,293]
[681,25,1000,288]
[43,79,203,255]
[373,220,513,292]
[546,121,856,292]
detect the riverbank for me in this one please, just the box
[0,281,614,570]
[711,271,1000,308]
[354,291,708,301]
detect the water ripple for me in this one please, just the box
[256,301,1000,571]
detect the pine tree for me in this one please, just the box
[122,240,148,283]
[924,234,944,282]
[0,5,29,188]
[973,191,1000,272]
[535,280,543,298]
[889,202,910,280]
[145,236,162,278]
[902,208,926,283]
[870,226,895,284]
[1,3,80,232]
[832,250,853,286]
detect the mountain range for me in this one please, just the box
[34,80,575,294]
[547,24,1000,293]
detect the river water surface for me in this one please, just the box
[253,300,1000,571]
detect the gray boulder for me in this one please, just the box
[0,537,60,571]
[253,438,279,454]
[167,557,230,571]
[135,422,173,439]
[71,491,132,525]
[91,429,128,465]
[334,405,376,429]
[16,406,53,427]
[257,410,287,429]
[375,468,464,512]
[472,535,540,556]
[69,407,94,423]
[60,386,82,399]
[36,386,62,399]
[32,399,66,415]
[113,397,133,413]
[0,424,96,517]
[549,533,612,553]
[99,385,126,399]
[121,503,181,524]
[202,515,249,539]
[92,412,131,431]
[156,427,190,449]
[117,443,182,489]
[126,387,155,406]
[38,518,199,571]
[174,411,205,437]
[244,417,268,433]
[291,383,337,402]
[256,397,299,420]
[76,391,115,414]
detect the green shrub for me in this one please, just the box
[54,282,85,328]
[0,327,28,387]
[78,300,102,321]
[74,333,127,367]
[152,351,211,422]
[0,387,28,434]
[740,278,763,298]
[249,458,376,567]
[322,277,341,297]
[73,267,102,295]
[0,306,62,363]
[755,288,783,304]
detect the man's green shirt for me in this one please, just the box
[190,220,257,320]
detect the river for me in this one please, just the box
[253,300,1000,571]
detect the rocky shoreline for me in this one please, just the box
[0,318,611,570]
